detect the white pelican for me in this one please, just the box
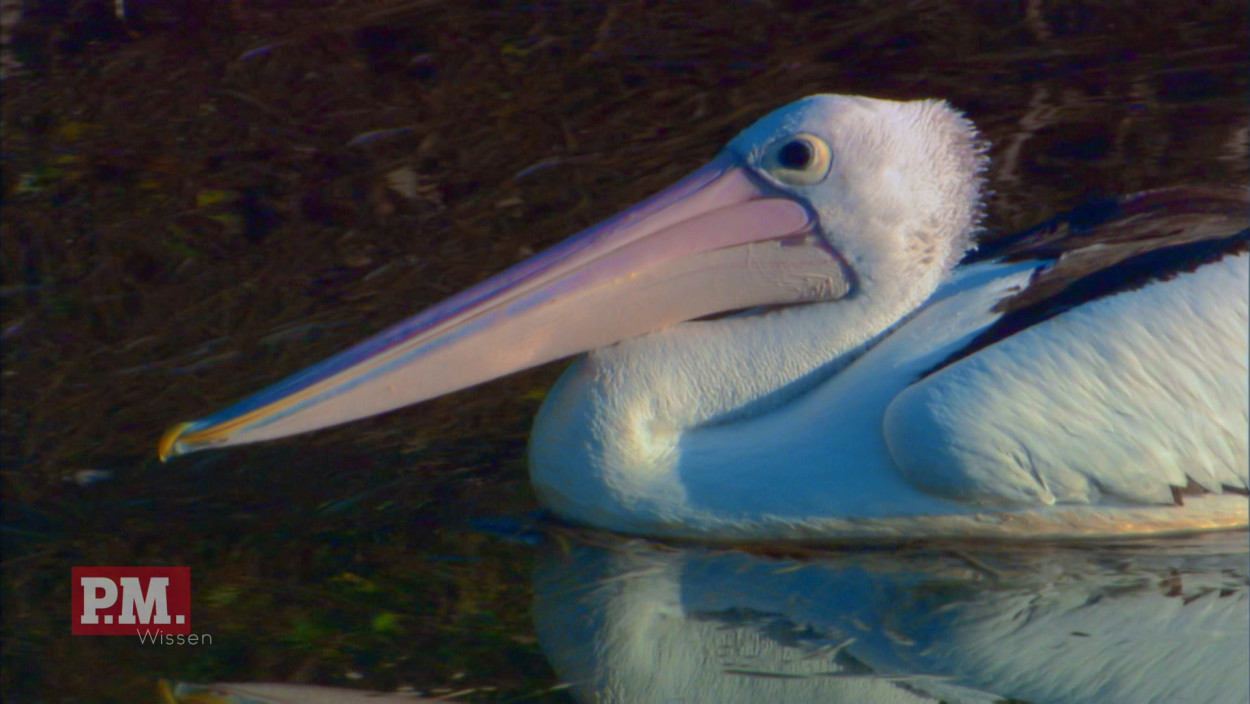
[159,94,1249,541]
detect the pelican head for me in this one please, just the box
[159,96,986,521]
[160,95,984,459]
[727,95,984,295]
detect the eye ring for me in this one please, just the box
[765,133,832,186]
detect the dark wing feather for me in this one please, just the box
[930,185,1248,376]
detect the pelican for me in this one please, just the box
[159,94,1249,541]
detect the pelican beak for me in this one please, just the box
[159,151,849,460]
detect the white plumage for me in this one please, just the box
[161,95,1249,541]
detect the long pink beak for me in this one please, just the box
[159,152,849,459]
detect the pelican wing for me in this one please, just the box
[883,188,1249,512]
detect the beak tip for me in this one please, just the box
[158,422,193,462]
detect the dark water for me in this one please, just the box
[2,1,1247,702]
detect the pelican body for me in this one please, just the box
[160,95,1249,541]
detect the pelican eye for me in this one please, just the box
[765,133,832,186]
[778,140,813,169]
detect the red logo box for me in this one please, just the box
[72,567,191,636]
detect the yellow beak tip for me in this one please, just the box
[158,422,193,462]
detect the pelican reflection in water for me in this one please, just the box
[159,95,1249,541]
[162,533,1250,704]
[531,532,1249,704]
